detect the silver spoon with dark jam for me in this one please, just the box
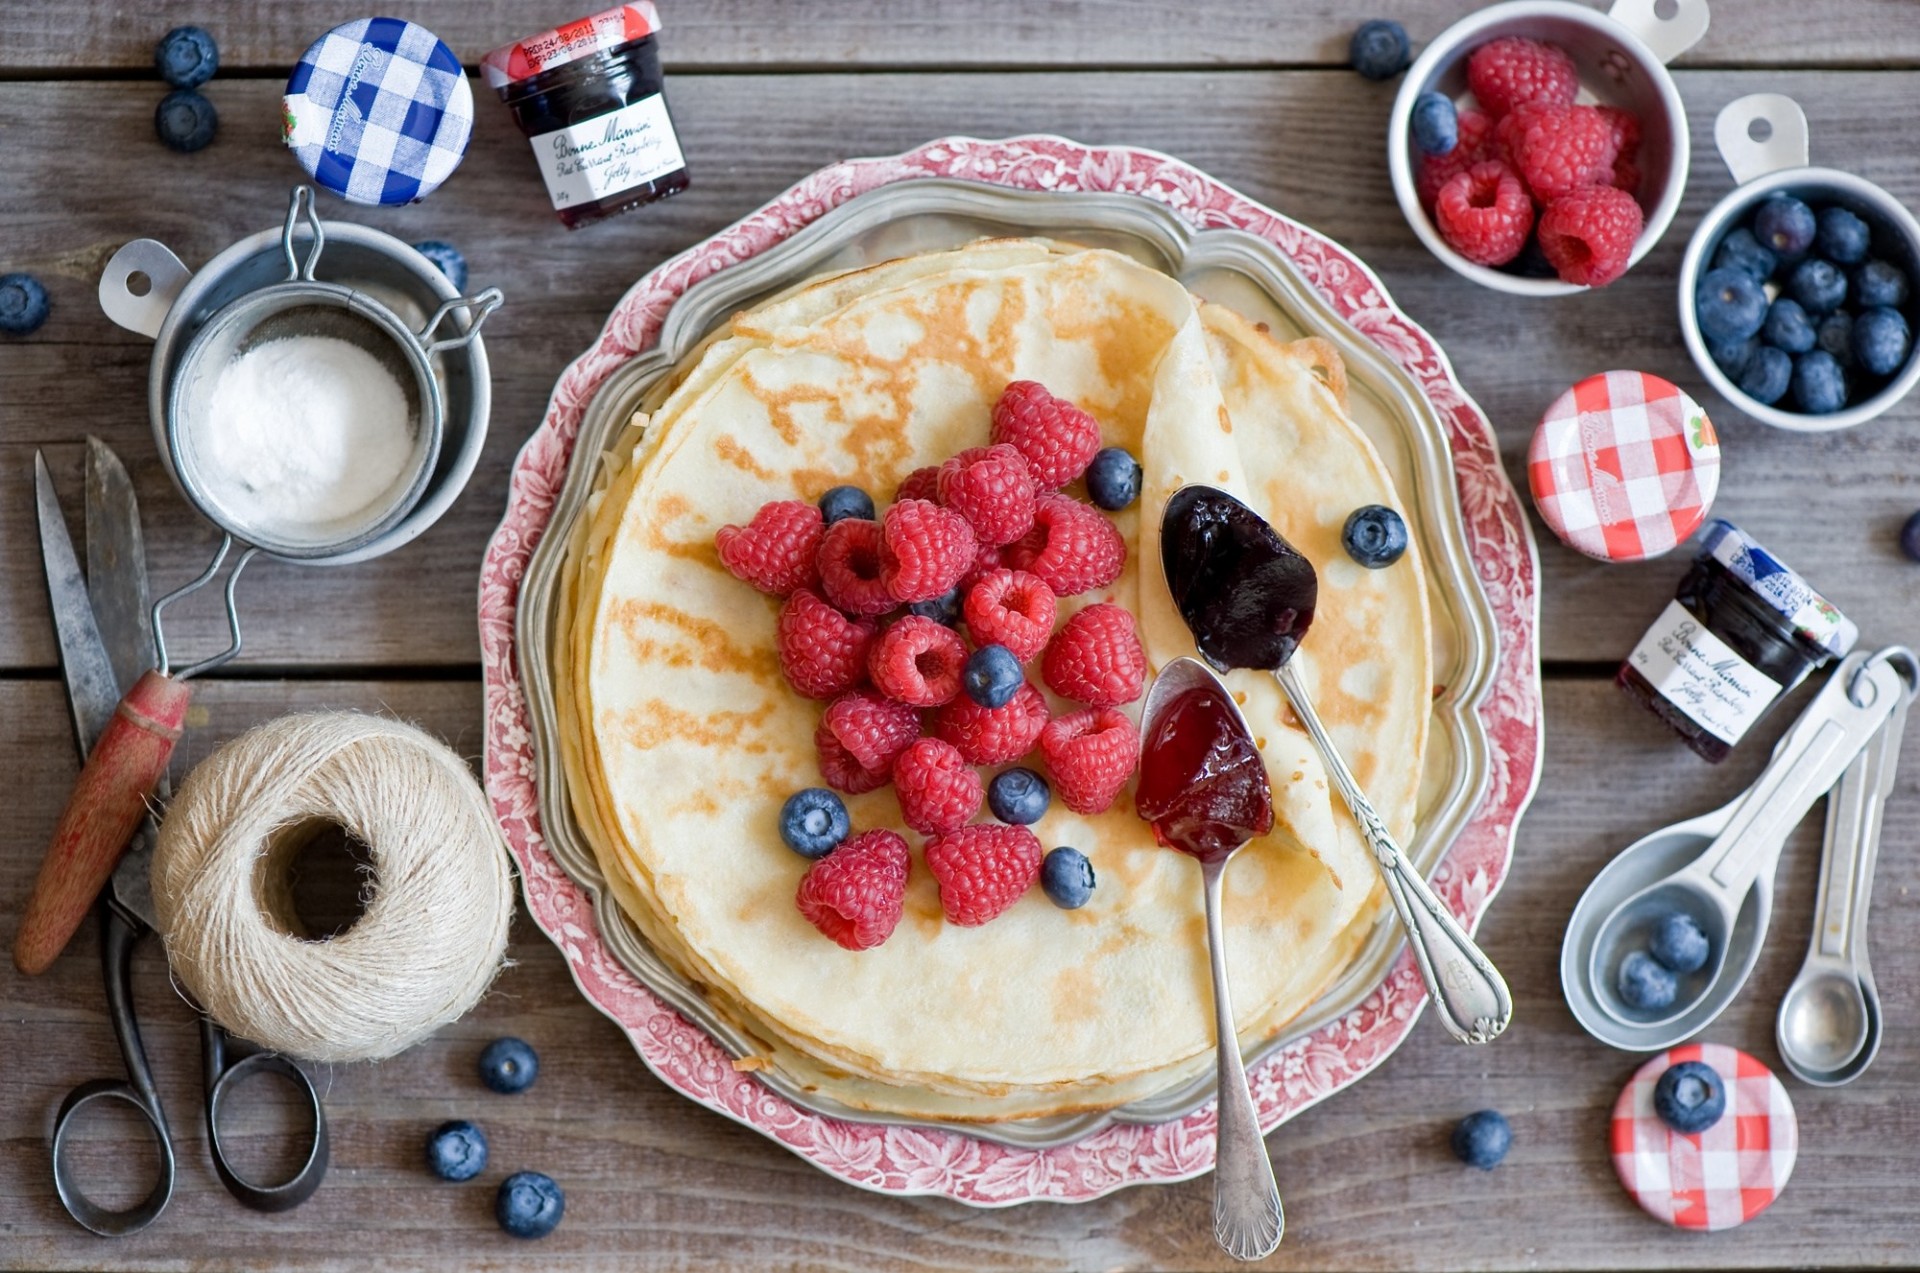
[1160,484,1513,1046]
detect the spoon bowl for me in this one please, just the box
[1587,878,1734,1030]
[1778,970,1872,1079]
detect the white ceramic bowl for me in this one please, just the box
[1388,0,1708,296]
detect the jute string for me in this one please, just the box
[153,712,515,1064]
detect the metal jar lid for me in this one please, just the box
[480,3,663,92]
[1698,519,1858,658]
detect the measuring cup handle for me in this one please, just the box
[98,241,191,340]
[1607,0,1710,64]
[416,287,504,357]
[1715,93,1811,186]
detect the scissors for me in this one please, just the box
[37,441,329,1236]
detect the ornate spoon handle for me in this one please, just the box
[1275,663,1513,1045]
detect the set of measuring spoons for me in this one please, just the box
[1563,645,1917,1085]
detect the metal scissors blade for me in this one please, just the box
[85,437,155,694]
[34,452,120,756]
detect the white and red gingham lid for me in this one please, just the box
[1528,371,1721,561]
[1611,1043,1798,1231]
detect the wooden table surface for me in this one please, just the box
[5,2,1920,1269]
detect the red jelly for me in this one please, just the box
[1135,683,1274,864]
[482,4,690,229]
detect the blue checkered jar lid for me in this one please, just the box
[283,17,474,205]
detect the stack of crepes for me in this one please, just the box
[553,239,1432,1121]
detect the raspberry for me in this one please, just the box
[815,721,892,794]
[1505,103,1618,203]
[714,500,823,596]
[1002,494,1125,597]
[960,540,1004,592]
[796,829,910,950]
[894,466,941,503]
[822,689,920,774]
[1417,107,1494,207]
[776,589,876,699]
[892,737,984,836]
[868,615,967,706]
[1466,36,1577,117]
[879,499,977,603]
[924,824,1043,927]
[1538,185,1643,288]
[1434,161,1534,267]
[933,680,1049,765]
[1611,155,1641,196]
[963,568,1057,662]
[936,444,1036,546]
[1041,603,1146,707]
[990,381,1102,489]
[817,517,894,617]
[1040,707,1140,815]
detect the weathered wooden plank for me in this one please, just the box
[1,0,1917,71]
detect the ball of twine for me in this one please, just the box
[153,712,515,1064]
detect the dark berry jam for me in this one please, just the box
[1161,485,1317,672]
[1135,683,1274,864]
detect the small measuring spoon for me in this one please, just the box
[1777,650,1915,1085]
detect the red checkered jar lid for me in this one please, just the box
[1529,371,1721,561]
[1611,1043,1798,1231]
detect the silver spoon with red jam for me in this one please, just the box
[1136,655,1283,1262]
[1160,484,1513,1046]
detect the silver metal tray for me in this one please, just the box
[516,179,1500,1149]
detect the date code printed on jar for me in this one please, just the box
[530,93,683,208]
[1627,600,1784,745]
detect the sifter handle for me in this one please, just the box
[13,670,190,975]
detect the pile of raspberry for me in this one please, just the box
[714,380,1144,950]
[1419,36,1645,288]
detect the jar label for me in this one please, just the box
[1627,600,1784,745]
[526,93,683,211]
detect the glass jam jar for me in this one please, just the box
[1619,520,1857,762]
[482,3,689,229]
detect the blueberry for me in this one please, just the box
[1853,306,1912,377]
[155,25,218,89]
[1695,267,1768,342]
[988,767,1050,825]
[1900,510,1920,563]
[1085,447,1142,511]
[1753,195,1816,263]
[478,1037,540,1094]
[1712,227,1777,283]
[0,273,50,335]
[1617,950,1677,1011]
[1040,846,1096,909]
[1817,311,1856,367]
[425,1119,488,1182]
[1349,19,1411,81]
[496,1171,565,1239]
[779,788,849,859]
[412,240,468,291]
[1342,504,1409,568]
[1737,346,1792,405]
[155,89,217,152]
[1707,334,1758,379]
[1652,1060,1726,1135]
[1648,912,1710,974]
[1815,206,1872,265]
[1450,1110,1512,1169]
[1761,298,1815,353]
[818,484,875,525]
[964,643,1023,708]
[1793,350,1849,414]
[1787,258,1848,315]
[1412,92,1459,156]
[907,586,962,628]
[1854,259,1911,309]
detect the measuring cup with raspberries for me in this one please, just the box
[1388,0,1709,295]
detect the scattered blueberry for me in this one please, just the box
[496,1171,565,1239]
[1412,92,1459,156]
[817,484,874,525]
[779,788,850,859]
[1853,306,1912,377]
[1450,1110,1512,1170]
[1652,1060,1726,1135]
[988,767,1050,825]
[1349,19,1411,81]
[1761,298,1815,353]
[1854,259,1911,309]
[1899,510,1920,563]
[412,240,468,291]
[907,586,962,627]
[1617,950,1677,1012]
[1040,846,1096,909]
[1712,227,1777,283]
[1787,258,1848,315]
[1753,195,1816,263]
[1737,346,1793,405]
[964,644,1024,709]
[1815,206,1871,265]
[1707,334,1758,379]
[155,89,217,152]
[155,25,218,89]
[1085,446,1142,511]
[0,273,50,335]
[1342,504,1409,568]
[425,1119,489,1182]
[1817,310,1856,367]
[478,1037,540,1094]
[1695,267,1768,342]
[1793,349,1849,414]
[1648,911,1710,974]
